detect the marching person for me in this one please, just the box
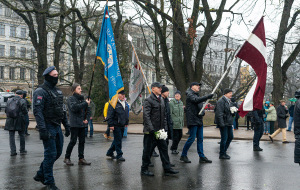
[85,100,95,137]
[293,89,300,165]
[215,88,235,159]
[287,103,295,131]
[64,83,91,166]
[5,90,28,156]
[170,91,184,154]
[106,90,129,161]
[269,100,289,143]
[23,91,31,136]
[103,101,113,140]
[180,82,213,163]
[161,85,173,145]
[251,106,265,151]
[33,66,71,190]
[141,82,179,176]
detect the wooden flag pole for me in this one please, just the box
[198,57,237,115]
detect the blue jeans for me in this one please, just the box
[264,121,270,133]
[107,127,124,159]
[123,126,128,137]
[181,125,205,158]
[288,117,294,131]
[85,119,94,136]
[219,126,233,156]
[36,124,64,185]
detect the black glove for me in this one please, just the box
[285,114,289,118]
[206,94,214,99]
[39,129,51,141]
[65,128,70,137]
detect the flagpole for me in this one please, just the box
[130,41,151,94]
[198,57,237,115]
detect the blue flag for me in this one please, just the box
[96,5,124,108]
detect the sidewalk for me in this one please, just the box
[0,119,295,142]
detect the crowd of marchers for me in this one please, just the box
[3,66,300,190]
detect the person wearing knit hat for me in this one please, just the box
[174,90,181,96]
[215,88,235,159]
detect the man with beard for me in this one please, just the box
[33,66,71,190]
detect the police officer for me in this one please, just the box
[294,89,300,165]
[33,66,70,190]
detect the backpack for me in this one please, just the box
[6,97,20,118]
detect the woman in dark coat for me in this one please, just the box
[269,100,289,143]
[64,83,91,165]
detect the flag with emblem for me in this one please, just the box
[96,4,124,108]
[128,34,144,115]
[237,17,267,117]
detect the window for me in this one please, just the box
[20,28,26,38]
[10,46,16,57]
[9,67,15,80]
[5,8,11,17]
[0,24,5,36]
[0,66,4,79]
[20,47,26,58]
[11,12,19,18]
[0,45,4,57]
[20,68,25,80]
[60,71,64,82]
[30,69,34,80]
[10,26,16,37]
[30,48,36,59]
[0,5,3,16]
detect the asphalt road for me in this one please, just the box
[0,130,299,190]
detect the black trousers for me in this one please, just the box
[141,134,171,171]
[171,129,183,151]
[247,117,253,130]
[253,123,264,147]
[65,128,85,159]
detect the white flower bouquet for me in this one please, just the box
[230,106,238,114]
[154,129,168,140]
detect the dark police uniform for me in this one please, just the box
[33,66,70,186]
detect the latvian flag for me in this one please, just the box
[237,17,267,117]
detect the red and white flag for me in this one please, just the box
[237,17,267,117]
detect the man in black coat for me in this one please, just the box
[33,66,70,190]
[251,106,265,151]
[269,100,289,143]
[4,90,28,156]
[141,82,179,176]
[106,90,129,161]
[215,88,235,159]
[180,82,213,163]
[294,89,300,165]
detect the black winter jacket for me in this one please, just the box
[107,101,129,127]
[5,96,28,131]
[295,99,300,163]
[185,88,210,127]
[277,105,288,128]
[163,97,173,139]
[143,93,167,133]
[67,93,91,128]
[215,96,234,128]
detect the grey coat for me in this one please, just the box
[4,96,28,131]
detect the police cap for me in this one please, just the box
[43,66,57,76]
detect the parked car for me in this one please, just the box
[0,92,15,110]
[205,103,215,111]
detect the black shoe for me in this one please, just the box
[199,157,212,163]
[282,141,289,143]
[149,163,154,167]
[269,135,273,143]
[123,136,127,138]
[20,151,27,155]
[219,154,230,159]
[10,152,17,156]
[25,133,30,136]
[180,156,191,163]
[106,153,116,159]
[117,157,126,161]
[170,163,175,167]
[171,150,179,154]
[89,135,93,138]
[164,168,179,175]
[46,184,60,190]
[253,147,263,151]
[33,174,45,185]
[152,151,159,157]
[225,154,231,159]
[141,170,154,176]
